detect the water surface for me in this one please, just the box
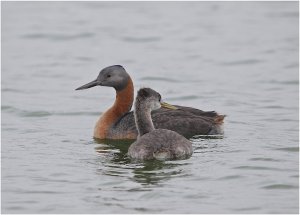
[2,2,299,213]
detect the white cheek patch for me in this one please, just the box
[150,101,161,111]
[156,102,161,109]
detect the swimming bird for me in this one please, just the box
[128,88,193,160]
[76,65,225,140]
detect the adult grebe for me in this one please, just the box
[128,88,193,160]
[76,65,225,139]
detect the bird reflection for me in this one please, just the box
[94,139,190,185]
[94,138,133,163]
[131,161,186,185]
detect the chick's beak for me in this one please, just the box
[75,79,99,90]
[160,102,178,110]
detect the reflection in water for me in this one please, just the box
[131,161,187,185]
[94,138,190,185]
[94,138,133,163]
[191,135,224,140]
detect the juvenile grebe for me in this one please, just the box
[128,88,193,160]
[76,65,225,140]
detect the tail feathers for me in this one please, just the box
[214,114,226,124]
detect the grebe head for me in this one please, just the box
[134,88,177,137]
[76,65,130,91]
[137,88,161,111]
[136,88,178,111]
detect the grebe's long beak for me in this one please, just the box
[75,79,98,90]
[160,102,178,110]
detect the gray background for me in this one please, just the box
[2,2,299,213]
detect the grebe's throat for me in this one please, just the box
[94,77,134,139]
[134,98,155,137]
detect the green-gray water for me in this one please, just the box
[2,2,299,213]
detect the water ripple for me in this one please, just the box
[217,175,244,180]
[249,157,282,162]
[21,32,94,41]
[267,11,299,18]
[167,95,199,101]
[139,76,181,83]
[220,59,264,66]
[275,147,299,152]
[262,184,298,190]
[234,165,292,172]
[2,105,100,117]
[284,63,299,69]
[122,36,161,43]
[233,207,262,212]
[2,88,24,93]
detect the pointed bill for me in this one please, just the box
[75,79,98,90]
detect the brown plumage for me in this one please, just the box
[76,65,225,140]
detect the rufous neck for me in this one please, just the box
[111,77,134,117]
[94,78,134,139]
